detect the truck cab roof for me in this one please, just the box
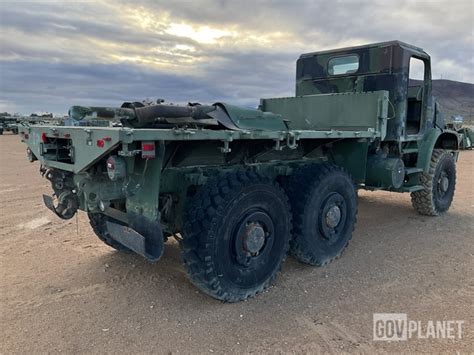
[299,40,428,59]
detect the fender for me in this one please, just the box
[417,128,459,172]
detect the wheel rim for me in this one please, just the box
[326,205,342,228]
[232,209,274,268]
[318,192,347,244]
[437,170,450,197]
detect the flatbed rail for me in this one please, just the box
[20,125,383,173]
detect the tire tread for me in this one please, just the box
[287,164,358,266]
[181,171,291,302]
[411,149,456,216]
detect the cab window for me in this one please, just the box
[328,55,359,75]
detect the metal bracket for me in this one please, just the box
[83,128,93,146]
[273,138,284,151]
[173,128,196,136]
[185,173,208,185]
[219,140,232,153]
[219,133,234,153]
[286,132,298,149]
[118,143,141,157]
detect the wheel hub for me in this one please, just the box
[319,192,347,242]
[325,205,342,228]
[233,210,274,267]
[440,175,449,192]
[243,223,266,255]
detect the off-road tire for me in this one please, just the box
[88,213,130,251]
[181,171,291,302]
[287,164,358,266]
[411,149,456,216]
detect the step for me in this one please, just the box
[401,148,418,154]
[405,167,423,175]
[396,185,425,192]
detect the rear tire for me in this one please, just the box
[181,171,291,302]
[411,149,456,216]
[287,164,358,266]
[88,213,130,252]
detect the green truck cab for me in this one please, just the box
[20,41,459,301]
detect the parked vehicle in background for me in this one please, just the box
[0,113,20,135]
[447,115,473,150]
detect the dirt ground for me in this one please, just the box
[0,134,472,353]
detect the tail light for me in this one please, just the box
[141,141,155,159]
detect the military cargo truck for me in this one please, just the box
[19,41,460,301]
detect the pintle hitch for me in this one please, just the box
[43,192,78,220]
[41,167,79,220]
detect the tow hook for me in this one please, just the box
[43,191,78,220]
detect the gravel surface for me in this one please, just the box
[1,134,472,353]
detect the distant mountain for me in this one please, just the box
[414,79,474,124]
[431,80,474,124]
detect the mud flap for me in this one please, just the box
[106,218,164,263]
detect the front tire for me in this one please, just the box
[411,149,456,216]
[181,171,291,302]
[287,164,358,266]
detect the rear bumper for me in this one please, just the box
[19,125,122,173]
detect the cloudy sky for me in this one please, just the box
[0,0,473,115]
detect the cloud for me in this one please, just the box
[0,0,472,114]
